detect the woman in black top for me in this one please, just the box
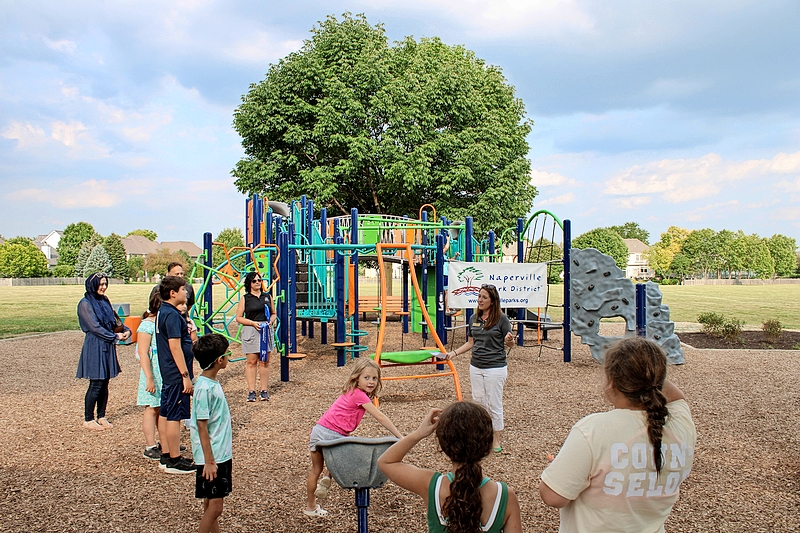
[445,284,513,452]
[235,271,277,402]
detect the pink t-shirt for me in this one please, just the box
[317,388,372,436]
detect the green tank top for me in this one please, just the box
[426,472,509,532]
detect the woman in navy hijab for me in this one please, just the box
[76,273,130,430]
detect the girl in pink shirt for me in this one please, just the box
[304,358,403,517]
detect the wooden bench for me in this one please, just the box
[358,295,404,321]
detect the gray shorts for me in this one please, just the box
[240,324,262,354]
[309,424,346,452]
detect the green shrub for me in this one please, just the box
[761,319,783,344]
[720,318,744,343]
[698,312,726,336]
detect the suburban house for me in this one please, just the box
[120,235,202,261]
[622,238,653,279]
[33,230,62,268]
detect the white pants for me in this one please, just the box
[469,365,507,431]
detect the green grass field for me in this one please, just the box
[0,282,797,338]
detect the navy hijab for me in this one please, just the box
[84,273,116,331]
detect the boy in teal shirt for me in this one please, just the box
[189,334,232,533]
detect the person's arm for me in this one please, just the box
[446,337,474,360]
[662,379,685,403]
[502,314,514,348]
[168,337,193,394]
[502,487,523,533]
[377,409,441,499]
[137,331,156,393]
[539,481,572,508]
[268,294,277,326]
[196,419,217,481]
[362,402,404,439]
[235,296,261,330]
[77,299,118,342]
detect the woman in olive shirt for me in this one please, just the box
[446,284,514,452]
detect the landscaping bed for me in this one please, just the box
[679,330,800,350]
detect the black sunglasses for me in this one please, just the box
[481,284,496,290]
[252,278,262,283]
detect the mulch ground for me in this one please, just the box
[679,330,800,350]
[1,322,798,532]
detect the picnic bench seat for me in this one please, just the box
[358,295,404,321]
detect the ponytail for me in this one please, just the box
[436,402,494,533]
[605,337,670,474]
[640,388,669,472]
[443,462,484,533]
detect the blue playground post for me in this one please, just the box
[203,232,213,335]
[516,217,525,346]
[277,223,290,382]
[288,219,297,356]
[420,211,429,342]
[464,216,474,329]
[334,221,346,366]
[351,207,359,355]
[320,207,329,345]
[636,283,647,336]
[435,233,446,370]
[488,230,495,262]
[563,219,572,363]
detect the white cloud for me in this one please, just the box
[647,78,710,99]
[675,200,741,223]
[222,33,302,65]
[7,180,123,208]
[772,206,800,221]
[530,169,576,188]
[537,192,575,206]
[44,38,77,54]
[2,121,48,149]
[604,151,800,203]
[610,196,652,209]
[364,0,593,37]
[50,120,110,159]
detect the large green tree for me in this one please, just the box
[767,234,797,277]
[645,226,690,279]
[571,228,629,270]
[55,222,99,276]
[607,222,650,245]
[0,241,49,277]
[104,233,128,280]
[83,244,113,278]
[232,14,536,234]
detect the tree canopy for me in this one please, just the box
[104,234,128,279]
[144,248,188,277]
[607,222,650,245]
[127,229,158,241]
[232,13,536,234]
[0,241,49,278]
[571,228,629,270]
[212,228,246,272]
[83,244,113,278]
[56,222,98,276]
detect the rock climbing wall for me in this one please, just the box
[570,248,636,363]
[570,248,684,364]
[645,281,685,364]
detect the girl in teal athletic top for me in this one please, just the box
[379,402,522,533]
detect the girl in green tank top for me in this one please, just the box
[378,402,522,532]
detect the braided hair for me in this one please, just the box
[604,337,670,472]
[436,402,494,533]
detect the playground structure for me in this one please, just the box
[183,194,682,393]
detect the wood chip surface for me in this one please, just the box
[0,322,797,532]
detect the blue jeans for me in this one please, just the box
[85,379,109,421]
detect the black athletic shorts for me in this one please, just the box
[195,459,232,500]
[161,382,191,421]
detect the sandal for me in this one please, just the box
[303,504,328,517]
[314,476,331,500]
[97,418,113,429]
[82,420,105,431]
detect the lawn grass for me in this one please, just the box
[1,282,797,338]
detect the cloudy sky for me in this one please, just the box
[1,0,798,246]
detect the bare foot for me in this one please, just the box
[83,420,105,431]
[97,418,113,429]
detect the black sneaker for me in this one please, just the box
[260,390,269,401]
[163,456,196,474]
[247,391,257,402]
[144,446,161,460]
[157,442,187,452]
[159,454,169,470]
